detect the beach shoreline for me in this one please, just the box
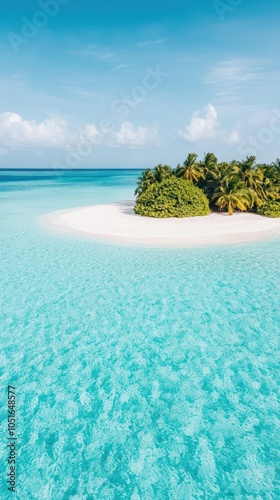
[42,201,280,247]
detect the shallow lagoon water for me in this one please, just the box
[0,170,279,499]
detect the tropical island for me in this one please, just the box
[134,154,280,218]
[45,154,280,247]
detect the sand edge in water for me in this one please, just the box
[42,200,280,247]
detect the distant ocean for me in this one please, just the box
[1,169,279,498]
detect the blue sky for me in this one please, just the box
[0,0,280,168]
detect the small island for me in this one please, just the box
[45,154,280,247]
[134,153,280,218]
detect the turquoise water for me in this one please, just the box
[0,170,279,499]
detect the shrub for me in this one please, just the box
[134,177,210,218]
[257,200,280,218]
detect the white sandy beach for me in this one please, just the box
[43,200,280,247]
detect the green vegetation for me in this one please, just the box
[135,155,280,217]
[258,201,280,218]
[135,165,173,196]
[134,177,210,218]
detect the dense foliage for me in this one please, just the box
[135,155,280,216]
[134,177,210,218]
[257,201,280,218]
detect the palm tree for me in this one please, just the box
[271,158,280,171]
[153,164,173,183]
[176,153,205,183]
[255,163,279,202]
[239,155,256,171]
[135,165,173,196]
[197,153,218,190]
[135,168,155,196]
[237,156,263,194]
[233,155,267,207]
[203,162,238,204]
[203,152,218,171]
[262,175,279,201]
[212,178,254,215]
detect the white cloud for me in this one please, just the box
[60,84,101,100]
[137,37,168,47]
[0,112,159,153]
[112,64,128,72]
[206,59,258,85]
[69,45,99,57]
[98,53,115,60]
[178,103,240,145]
[178,104,218,142]
[205,58,261,103]
[79,123,101,144]
[0,112,70,149]
[111,122,158,148]
[227,128,240,145]
[70,45,116,61]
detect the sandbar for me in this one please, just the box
[42,201,280,247]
